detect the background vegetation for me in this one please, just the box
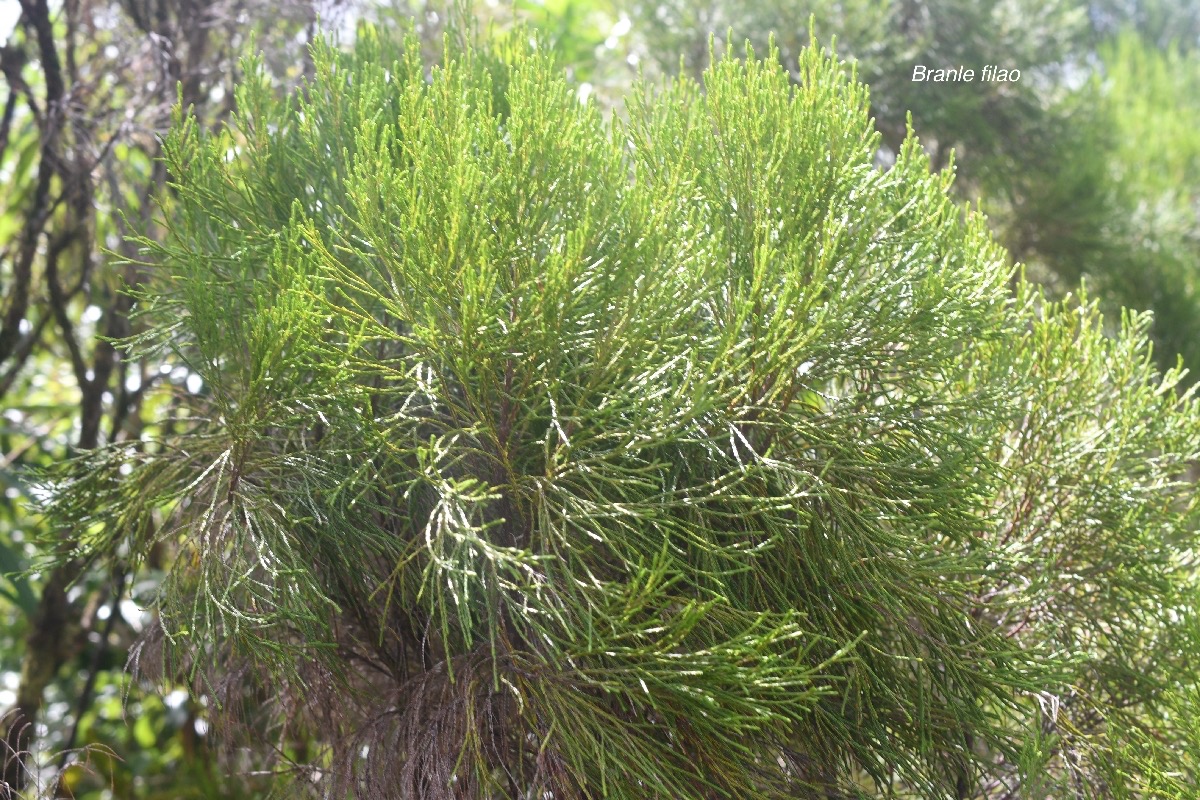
[0,0,1198,797]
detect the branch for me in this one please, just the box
[0,0,65,369]
[17,0,63,102]
[0,86,16,164]
[56,569,127,776]
[0,313,49,400]
[44,231,90,389]
[0,160,49,368]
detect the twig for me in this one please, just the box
[56,570,127,777]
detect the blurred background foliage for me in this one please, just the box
[0,0,1197,796]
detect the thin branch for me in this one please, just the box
[56,569,127,776]
[0,314,49,400]
[44,230,90,389]
[0,86,17,163]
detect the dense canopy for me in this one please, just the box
[23,20,1200,800]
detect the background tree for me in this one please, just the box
[611,0,1200,380]
[39,23,1200,798]
[0,0,371,794]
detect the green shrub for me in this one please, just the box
[46,24,1200,799]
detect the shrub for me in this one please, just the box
[46,24,1200,799]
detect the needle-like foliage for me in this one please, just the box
[41,22,1200,799]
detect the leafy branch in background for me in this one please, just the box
[39,22,1200,798]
